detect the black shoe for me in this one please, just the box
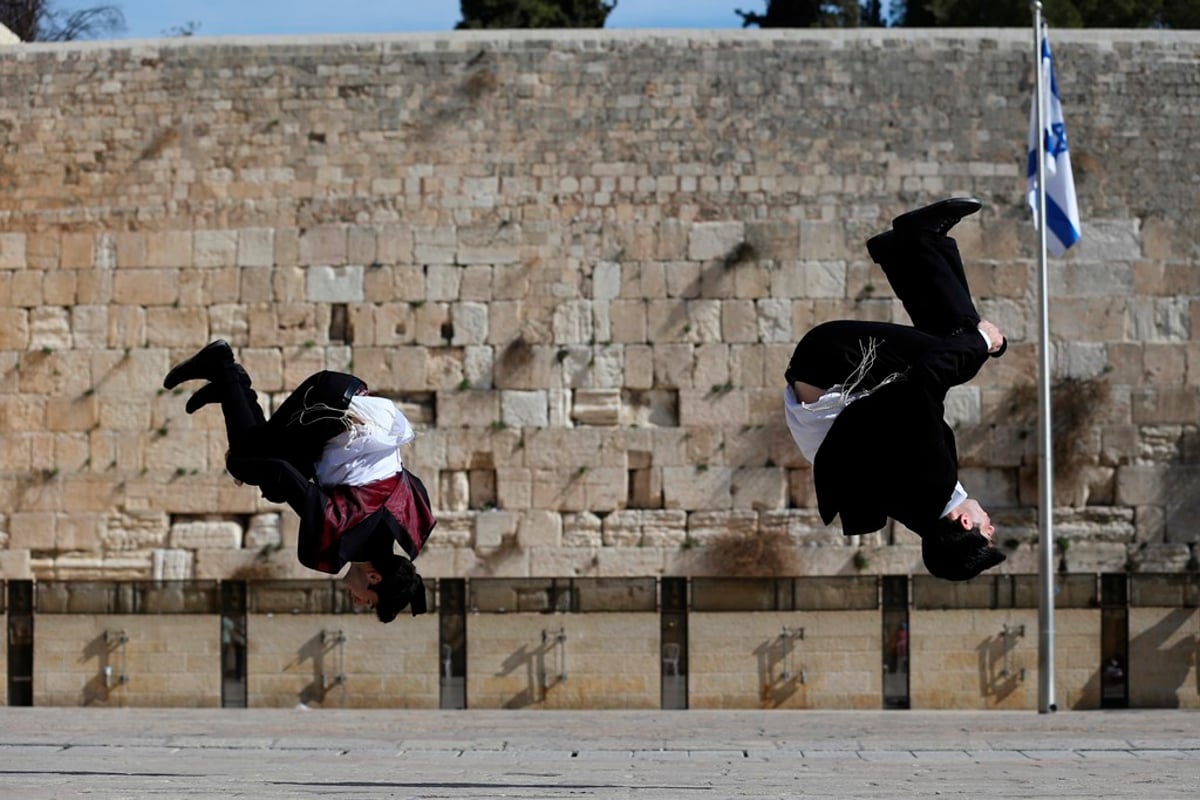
[163,340,233,389]
[892,197,982,236]
[185,382,222,414]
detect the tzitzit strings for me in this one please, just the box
[842,337,903,399]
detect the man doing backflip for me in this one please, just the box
[784,197,1008,581]
[164,343,436,620]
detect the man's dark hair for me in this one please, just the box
[367,551,427,623]
[921,518,1007,582]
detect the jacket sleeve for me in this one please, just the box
[907,329,989,395]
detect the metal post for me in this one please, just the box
[1032,0,1057,714]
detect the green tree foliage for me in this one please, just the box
[0,0,125,41]
[893,0,1199,28]
[457,0,617,29]
[736,0,881,27]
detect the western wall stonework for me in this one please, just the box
[0,29,1197,582]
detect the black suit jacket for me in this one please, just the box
[813,329,989,536]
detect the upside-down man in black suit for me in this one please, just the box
[163,344,435,620]
[783,198,1008,581]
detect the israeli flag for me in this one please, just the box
[1026,31,1081,256]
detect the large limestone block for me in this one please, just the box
[552,300,594,344]
[1116,464,1168,505]
[29,307,72,350]
[426,511,473,549]
[426,264,462,301]
[1052,506,1136,544]
[663,466,733,510]
[759,508,841,546]
[439,390,500,427]
[145,307,208,348]
[245,514,282,550]
[516,510,562,548]
[501,390,548,428]
[440,470,470,512]
[688,221,744,261]
[236,228,274,267]
[474,510,517,549]
[152,548,195,579]
[0,548,32,579]
[1164,466,1200,543]
[686,509,759,545]
[0,308,29,349]
[571,389,620,426]
[562,511,602,547]
[451,302,489,345]
[298,225,347,266]
[730,467,787,510]
[98,511,169,552]
[1073,218,1140,263]
[603,509,685,550]
[678,388,748,428]
[497,468,533,510]
[531,466,626,512]
[0,232,27,268]
[50,551,154,580]
[169,520,242,549]
[607,299,647,344]
[804,262,848,298]
[601,510,644,547]
[799,220,847,260]
[1132,542,1191,572]
[755,298,793,343]
[306,265,363,303]
[595,548,665,577]
[413,225,456,265]
[527,546,600,577]
[592,260,621,300]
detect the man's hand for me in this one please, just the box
[977,320,1005,353]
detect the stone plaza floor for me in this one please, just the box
[0,707,1197,799]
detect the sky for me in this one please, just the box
[99,1,754,41]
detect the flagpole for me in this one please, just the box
[1032,0,1057,714]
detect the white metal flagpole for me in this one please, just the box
[1032,0,1057,714]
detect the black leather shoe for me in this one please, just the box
[892,197,982,236]
[163,340,233,389]
[184,382,222,414]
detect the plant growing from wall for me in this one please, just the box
[704,528,797,577]
[1006,376,1110,483]
[1056,536,1070,573]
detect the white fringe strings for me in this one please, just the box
[285,386,362,435]
[841,337,903,399]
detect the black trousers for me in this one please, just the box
[785,230,982,390]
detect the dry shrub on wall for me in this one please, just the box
[703,528,798,577]
[1006,377,1110,480]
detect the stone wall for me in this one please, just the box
[32,614,221,706]
[465,612,660,709]
[245,613,439,708]
[0,29,1198,581]
[907,608,1105,710]
[1128,607,1200,709]
[689,610,880,709]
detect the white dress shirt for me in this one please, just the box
[314,396,414,488]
